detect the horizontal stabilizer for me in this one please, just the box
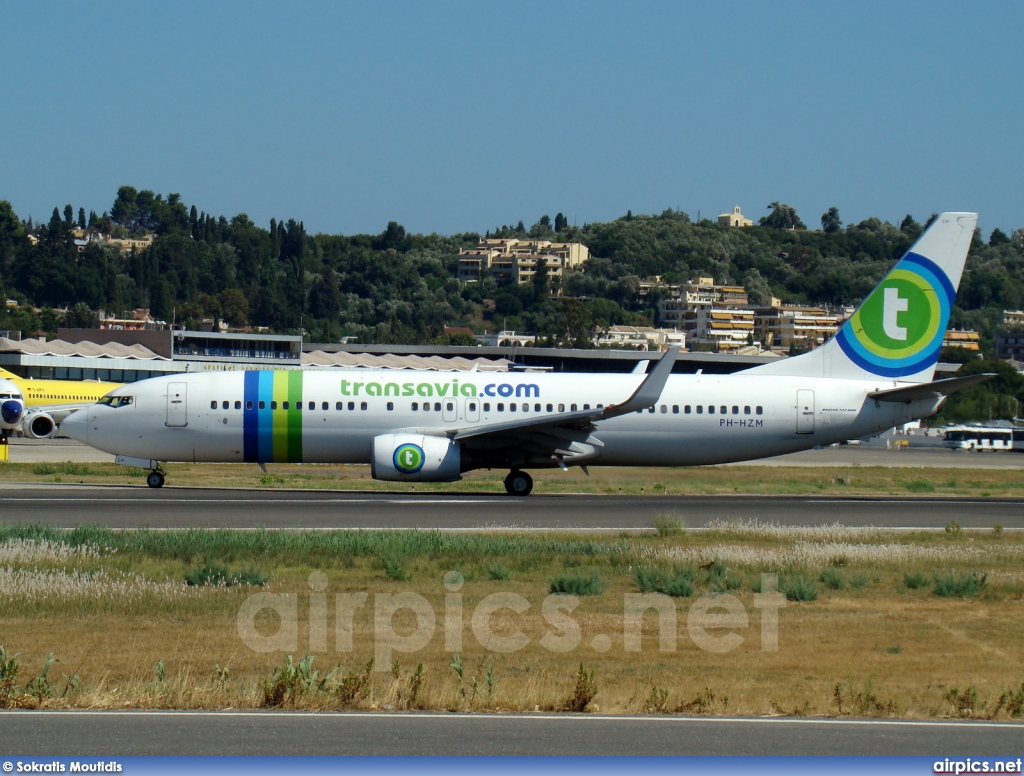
[868,373,996,403]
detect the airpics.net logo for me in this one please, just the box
[393,443,425,474]
[235,571,787,667]
[836,252,955,377]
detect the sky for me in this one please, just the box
[1,0,1020,238]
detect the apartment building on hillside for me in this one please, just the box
[456,239,589,286]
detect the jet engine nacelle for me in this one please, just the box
[23,410,57,439]
[371,434,464,482]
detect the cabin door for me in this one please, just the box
[442,398,458,423]
[166,383,188,427]
[796,389,814,434]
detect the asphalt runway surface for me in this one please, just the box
[3,711,1023,755]
[9,436,1024,468]
[0,485,1021,529]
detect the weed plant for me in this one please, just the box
[550,571,605,596]
[933,572,987,598]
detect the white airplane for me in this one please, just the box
[63,213,993,494]
[0,378,26,441]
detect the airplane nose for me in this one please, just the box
[1,399,23,426]
[61,407,89,444]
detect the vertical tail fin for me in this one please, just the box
[745,212,977,382]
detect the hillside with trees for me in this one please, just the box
[1,190,1021,350]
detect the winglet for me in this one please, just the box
[600,347,678,419]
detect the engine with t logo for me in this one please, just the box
[370,434,465,482]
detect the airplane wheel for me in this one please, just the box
[504,470,533,496]
[147,471,165,489]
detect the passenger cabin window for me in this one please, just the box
[483,402,490,412]
[696,406,703,414]
[259,401,266,410]
[283,402,289,410]
[246,401,254,410]
[348,402,355,411]
[360,402,367,411]
[558,404,565,412]
[210,401,217,410]
[509,403,517,412]
[756,406,764,415]
[661,405,667,413]
[412,402,419,411]
[720,405,727,414]
[497,403,504,412]
[336,402,343,410]
[234,401,241,410]
[672,405,679,414]
[535,403,541,412]
[469,402,477,411]
[222,401,229,410]
[732,406,739,415]
[546,403,553,412]
[446,401,454,412]
[271,401,277,410]
[433,402,441,411]
[570,404,577,411]
[744,406,751,415]
[708,406,715,414]
[387,402,394,411]
[583,404,590,410]
[322,402,328,411]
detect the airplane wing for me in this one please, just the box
[422,347,680,468]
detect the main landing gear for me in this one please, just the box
[503,470,533,496]
[146,471,166,489]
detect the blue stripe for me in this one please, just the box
[243,371,259,462]
[257,371,274,463]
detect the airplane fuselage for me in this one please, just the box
[72,369,937,468]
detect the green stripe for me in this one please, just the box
[287,369,303,462]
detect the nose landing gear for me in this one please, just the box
[503,470,533,496]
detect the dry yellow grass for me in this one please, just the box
[2,525,1024,718]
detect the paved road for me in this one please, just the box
[8,437,1024,468]
[2,711,1023,756]
[0,485,1021,529]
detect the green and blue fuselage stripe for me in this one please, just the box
[243,371,303,463]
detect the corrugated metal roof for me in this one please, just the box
[0,337,167,360]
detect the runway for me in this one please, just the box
[2,711,1022,756]
[8,436,1024,468]
[0,485,1021,529]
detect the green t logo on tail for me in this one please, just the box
[836,253,954,378]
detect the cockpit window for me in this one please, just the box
[98,396,134,408]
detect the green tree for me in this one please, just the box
[63,204,74,225]
[218,288,250,328]
[760,202,806,230]
[821,207,842,233]
[63,302,97,328]
[990,228,1010,246]
[533,257,550,298]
